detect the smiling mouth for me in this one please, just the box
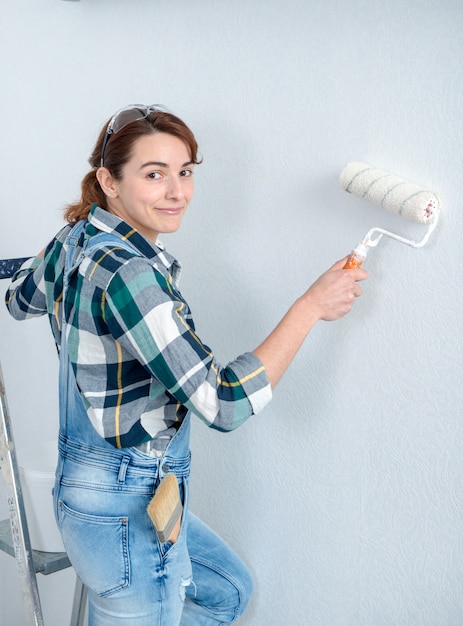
[155,207,183,215]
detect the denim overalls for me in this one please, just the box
[53,222,253,625]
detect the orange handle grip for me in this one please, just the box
[343,244,367,269]
[343,255,364,269]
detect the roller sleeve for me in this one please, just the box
[340,161,440,225]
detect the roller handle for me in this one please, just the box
[343,244,367,270]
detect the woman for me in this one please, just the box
[5,104,367,625]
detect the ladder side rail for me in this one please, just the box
[2,257,88,624]
[0,359,44,625]
[70,578,88,626]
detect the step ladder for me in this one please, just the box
[0,257,87,626]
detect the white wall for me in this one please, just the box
[1,0,462,624]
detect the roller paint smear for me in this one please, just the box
[340,162,441,268]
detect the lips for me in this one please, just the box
[155,207,183,215]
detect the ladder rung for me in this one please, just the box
[0,519,71,576]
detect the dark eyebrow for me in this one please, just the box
[140,160,195,169]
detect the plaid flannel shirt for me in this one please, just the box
[5,205,271,448]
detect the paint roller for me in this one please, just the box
[339,162,441,268]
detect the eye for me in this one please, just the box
[180,169,194,178]
[147,171,164,180]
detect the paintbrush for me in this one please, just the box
[147,473,182,543]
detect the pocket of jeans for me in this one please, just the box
[58,500,130,597]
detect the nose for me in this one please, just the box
[165,174,184,200]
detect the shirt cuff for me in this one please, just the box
[227,352,272,415]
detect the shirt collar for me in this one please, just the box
[87,205,182,286]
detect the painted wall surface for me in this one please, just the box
[0,0,462,624]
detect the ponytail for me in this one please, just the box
[63,169,107,224]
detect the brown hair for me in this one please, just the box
[64,109,201,223]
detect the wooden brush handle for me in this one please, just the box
[147,474,183,543]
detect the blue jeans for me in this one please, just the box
[54,431,253,625]
[54,232,253,624]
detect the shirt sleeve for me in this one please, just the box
[5,228,68,348]
[103,258,272,431]
[5,256,47,320]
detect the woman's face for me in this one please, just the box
[102,132,195,242]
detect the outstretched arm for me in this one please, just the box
[253,258,368,388]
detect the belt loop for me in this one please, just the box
[117,456,130,483]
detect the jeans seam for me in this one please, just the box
[188,555,246,620]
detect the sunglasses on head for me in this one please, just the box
[100,104,166,167]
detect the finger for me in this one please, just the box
[329,257,350,271]
[350,267,369,281]
[328,258,368,279]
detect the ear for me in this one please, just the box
[96,167,118,198]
